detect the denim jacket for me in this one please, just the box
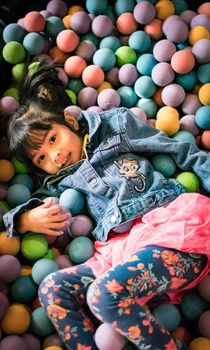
[3,107,210,241]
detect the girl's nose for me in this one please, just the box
[50,150,61,164]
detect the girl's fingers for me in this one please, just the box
[50,213,71,223]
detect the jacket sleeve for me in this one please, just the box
[122,108,210,193]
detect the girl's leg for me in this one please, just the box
[38,264,98,350]
[87,246,205,350]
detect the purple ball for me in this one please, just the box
[180,115,199,136]
[191,14,210,31]
[0,336,28,350]
[39,10,53,19]
[118,63,138,86]
[153,39,176,62]
[151,62,175,87]
[76,40,96,62]
[54,230,72,249]
[133,2,156,25]
[164,19,189,43]
[198,274,210,302]
[97,88,120,110]
[181,94,202,114]
[198,310,210,338]
[22,333,41,350]
[69,215,94,237]
[0,255,21,284]
[70,11,92,34]
[105,67,120,88]
[55,254,73,269]
[162,15,182,34]
[192,39,210,64]
[130,107,147,123]
[78,87,98,109]
[46,0,68,18]
[180,10,197,25]
[0,96,19,117]
[0,183,8,200]
[91,15,114,38]
[64,105,82,119]
[161,83,185,107]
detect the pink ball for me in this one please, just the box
[94,323,126,350]
[151,62,175,86]
[180,10,197,26]
[64,105,82,119]
[180,115,199,136]
[91,15,114,38]
[82,64,104,88]
[86,106,103,112]
[24,11,45,32]
[76,40,96,62]
[39,10,52,19]
[118,63,138,86]
[78,87,98,109]
[0,336,28,350]
[161,83,185,107]
[46,0,68,18]
[192,39,210,64]
[153,39,176,62]
[56,29,79,53]
[70,11,92,34]
[198,310,210,337]
[64,56,87,78]
[97,89,120,110]
[181,94,202,115]
[164,19,189,43]
[133,2,156,24]
[130,107,147,123]
[0,96,19,117]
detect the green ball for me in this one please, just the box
[12,63,26,82]
[21,233,48,260]
[2,41,26,64]
[28,61,41,76]
[176,171,200,192]
[44,248,57,260]
[10,275,38,303]
[3,87,19,101]
[65,89,77,105]
[68,236,94,264]
[115,46,137,67]
[11,156,30,174]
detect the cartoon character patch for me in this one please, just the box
[114,159,146,192]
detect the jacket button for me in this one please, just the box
[90,178,97,184]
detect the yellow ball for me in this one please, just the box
[155,0,175,20]
[0,159,15,182]
[0,231,20,255]
[156,106,180,136]
[44,347,64,350]
[63,14,71,29]
[198,83,210,105]
[97,81,112,93]
[188,26,209,45]
[1,303,31,335]
[189,337,210,350]
[68,5,85,15]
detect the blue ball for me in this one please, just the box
[10,173,34,191]
[197,63,210,84]
[3,23,25,43]
[136,98,157,119]
[6,183,31,208]
[93,48,116,71]
[136,53,157,76]
[68,236,94,264]
[59,189,85,215]
[114,0,135,15]
[173,130,196,144]
[117,86,138,108]
[30,307,55,337]
[181,291,210,321]
[32,258,59,285]
[86,0,108,14]
[67,79,85,94]
[175,71,197,91]
[23,32,45,55]
[151,154,177,177]
[45,16,65,38]
[153,304,181,331]
[128,30,151,53]
[99,36,121,52]
[195,106,210,129]
[134,76,156,98]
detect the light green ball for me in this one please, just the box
[21,233,48,260]
[11,156,30,174]
[176,171,200,192]
[115,46,137,67]
[65,89,77,105]
[3,87,19,101]
[2,41,26,64]
[12,63,26,82]
[28,61,41,76]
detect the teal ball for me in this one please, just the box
[175,71,197,91]
[2,41,26,64]
[180,291,210,321]
[10,275,37,303]
[128,30,151,53]
[151,154,177,177]
[59,188,85,215]
[117,86,137,108]
[32,258,59,285]
[173,130,196,144]
[86,0,108,15]
[6,184,31,208]
[136,53,157,76]
[134,76,156,98]
[153,304,181,331]
[23,32,45,55]
[114,0,135,15]
[195,106,210,129]
[30,307,55,337]
[93,48,116,71]
[68,236,94,264]
[136,98,157,119]
[197,63,210,84]
[3,23,25,43]
[99,36,121,52]
[10,173,34,191]
[45,16,65,38]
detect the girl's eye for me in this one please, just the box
[50,135,56,144]
[38,155,45,164]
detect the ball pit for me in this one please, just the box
[0,1,210,349]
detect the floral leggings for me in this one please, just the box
[39,246,205,350]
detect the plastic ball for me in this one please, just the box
[23,32,45,56]
[173,130,196,144]
[156,106,180,136]
[116,12,138,35]
[0,293,9,320]
[86,0,108,15]
[0,255,20,284]
[0,159,15,182]
[136,98,157,119]
[10,276,37,303]
[180,115,199,136]
[172,326,191,346]
[117,86,137,108]
[64,56,87,78]
[195,106,210,129]
[30,307,55,337]
[176,171,200,192]
[2,41,25,64]
[155,0,175,20]
[97,81,112,93]
[112,219,135,233]
[192,39,210,64]
[32,258,59,285]
[151,154,177,177]
[181,10,197,25]
[171,49,195,74]
[128,30,151,53]
[115,46,137,66]
[0,184,8,200]
[64,105,82,118]
[78,87,98,109]
[6,184,31,208]
[189,337,210,350]
[198,310,210,338]
[134,76,156,98]
[69,214,93,237]
[45,16,65,38]
[76,40,97,62]
[94,322,126,350]
[49,46,68,64]
[151,62,175,86]
[70,11,91,34]
[144,18,163,41]
[164,18,189,43]
[56,29,79,53]
[201,130,210,151]
[175,71,197,91]
[191,14,210,31]
[91,15,113,38]
[0,231,20,256]
[114,0,135,16]
[1,303,31,335]
[93,48,116,71]
[68,236,94,264]
[181,94,202,115]
[99,36,121,52]
[198,83,210,105]
[24,11,45,32]
[153,39,176,62]
[136,53,157,76]
[42,333,64,348]
[133,2,156,24]
[105,67,120,88]
[0,335,28,350]
[197,63,210,84]
[55,254,73,269]
[59,188,85,215]
[198,274,210,302]
[162,83,185,107]
[44,347,63,350]
[198,2,210,17]
[97,88,120,110]
[129,107,147,123]
[46,0,68,17]
[21,233,48,260]
[11,63,25,83]
[153,304,181,331]
[22,333,41,350]
[3,23,25,43]
[188,25,209,45]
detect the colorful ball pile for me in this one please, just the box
[0,0,210,349]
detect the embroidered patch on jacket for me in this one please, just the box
[114,159,146,192]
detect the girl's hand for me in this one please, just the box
[17,198,71,236]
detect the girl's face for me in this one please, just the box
[30,121,83,174]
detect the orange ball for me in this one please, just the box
[189,337,210,350]
[172,326,191,346]
[201,130,210,151]
[49,46,69,64]
[198,2,210,17]
[20,265,32,276]
[188,26,209,45]
[0,159,15,182]
[144,18,163,40]
[97,81,112,93]
[171,49,195,74]
[63,14,71,29]
[116,13,138,35]
[152,87,164,106]
[82,64,105,88]
[1,303,31,334]
[64,56,87,78]
[24,11,45,32]
[68,5,85,15]
[155,0,175,20]
[56,29,79,53]
[44,347,63,350]
[0,231,20,255]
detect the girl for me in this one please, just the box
[3,62,210,350]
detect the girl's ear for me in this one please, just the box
[64,111,79,130]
